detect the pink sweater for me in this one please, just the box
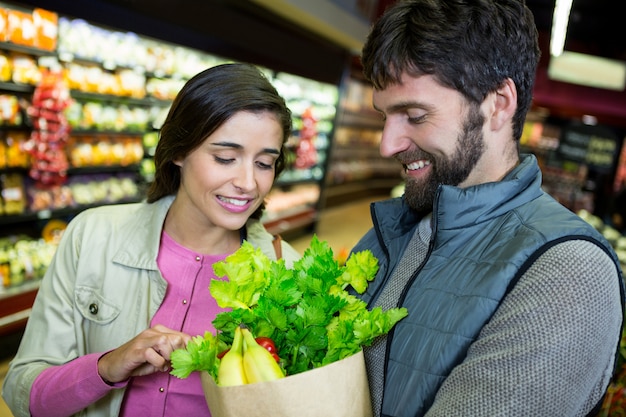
[30,232,229,417]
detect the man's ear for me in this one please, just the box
[489,78,517,132]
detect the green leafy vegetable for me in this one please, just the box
[170,332,220,379]
[170,235,408,380]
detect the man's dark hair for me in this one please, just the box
[361,0,541,141]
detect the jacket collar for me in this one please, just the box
[372,153,542,242]
[111,196,174,270]
[110,196,277,270]
[434,154,543,230]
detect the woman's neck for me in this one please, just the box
[163,202,242,255]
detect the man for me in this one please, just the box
[351,1,625,416]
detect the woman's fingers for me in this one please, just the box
[98,325,192,382]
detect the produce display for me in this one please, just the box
[67,135,144,167]
[0,94,23,126]
[1,131,30,167]
[0,172,25,214]
[0,234,58,290]
[0,6,58,51]
[25,69,72,186]
[170,236,406,416]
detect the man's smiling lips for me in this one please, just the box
[405,160,432,171]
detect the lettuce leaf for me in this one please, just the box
[170,235,408,379]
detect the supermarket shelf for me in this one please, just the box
[0,41,55,56]
[0,81,35,94]
[0,198,142,226]
[323,178,400,208]
[0,280,39,337]
[263,207,317,237]
[70,90,171,107]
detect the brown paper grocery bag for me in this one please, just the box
[201,350,373,417]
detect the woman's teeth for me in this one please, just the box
[219,196,248,206]
[406,160,431,171]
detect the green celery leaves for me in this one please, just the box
[170,235,408,379]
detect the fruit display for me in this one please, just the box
[9,53,42,85]
[56,17,225,79]
[0,6,58,51]
[63,62,146,98]
[0,172,26,214]
[67,135,144,167]
[24,172,139,212]
[2,131,30,167]
[25,69,72,186]
[0,94,23,126]
[0,234,58,290]
[65,101,152,132]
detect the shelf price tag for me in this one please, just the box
[37,210,52,220]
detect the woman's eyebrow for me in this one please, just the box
[210,141,280,155]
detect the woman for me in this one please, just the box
[2,63,301,417]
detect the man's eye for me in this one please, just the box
[408,115,426,124]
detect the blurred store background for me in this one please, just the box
[0,0,625,415]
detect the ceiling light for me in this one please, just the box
[550,0,573,57]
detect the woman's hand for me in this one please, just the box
[97,324,192,384]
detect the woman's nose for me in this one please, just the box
[232,164,255,190]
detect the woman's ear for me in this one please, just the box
[489,78,517,132]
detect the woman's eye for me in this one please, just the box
[214,156,234,164]
[256,161,274,170]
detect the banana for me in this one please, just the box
[241,327,286,383]
[217,326,248,386]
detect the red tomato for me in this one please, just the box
[255,337,277,353]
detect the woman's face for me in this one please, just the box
[174,110,283,231]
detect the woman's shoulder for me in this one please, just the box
[245,219,301,265]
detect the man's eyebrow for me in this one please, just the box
[378,101,432,114]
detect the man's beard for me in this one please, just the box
[403,104,486,213]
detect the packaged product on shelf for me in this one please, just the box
[41,218,67,244]
[117,68,146,98]
[10,53,41,85]
[146,77,185,100]
[6,9,35,47]
[0,235,58,289]
[0,136,6,168]
[0,94,22,126]
[0,53,11,82]
[68,173,140,206]
[25,181,73,212]
[119,136,144,165]
[0,172,26,215]
[32,8,58,51]
[26,69,72,186]
[0,7,7,42]
[4,131,29,167]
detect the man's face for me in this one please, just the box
[372,73,487,212]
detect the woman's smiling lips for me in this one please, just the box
[217,195,253,213]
